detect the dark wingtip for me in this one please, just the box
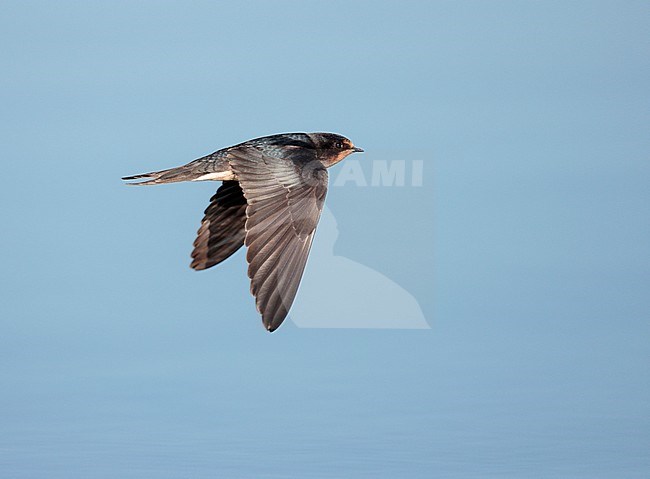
[264,319,282,333]
[190,258,214,271]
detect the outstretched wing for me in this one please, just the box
[191,181,247,270]
[228,146,328,332]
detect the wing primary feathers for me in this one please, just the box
[190,181,247,270]
[228,146,328,332]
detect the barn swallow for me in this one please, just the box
[123,132,363,332]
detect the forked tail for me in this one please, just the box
[121,165,199,186]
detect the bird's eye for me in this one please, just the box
[335,141,344,149]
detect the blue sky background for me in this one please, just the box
[1,1,648,477]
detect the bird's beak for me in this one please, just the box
[352,146,364,153]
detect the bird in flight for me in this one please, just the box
[123,132,363,332]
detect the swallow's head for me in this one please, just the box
[310,133,364,167]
